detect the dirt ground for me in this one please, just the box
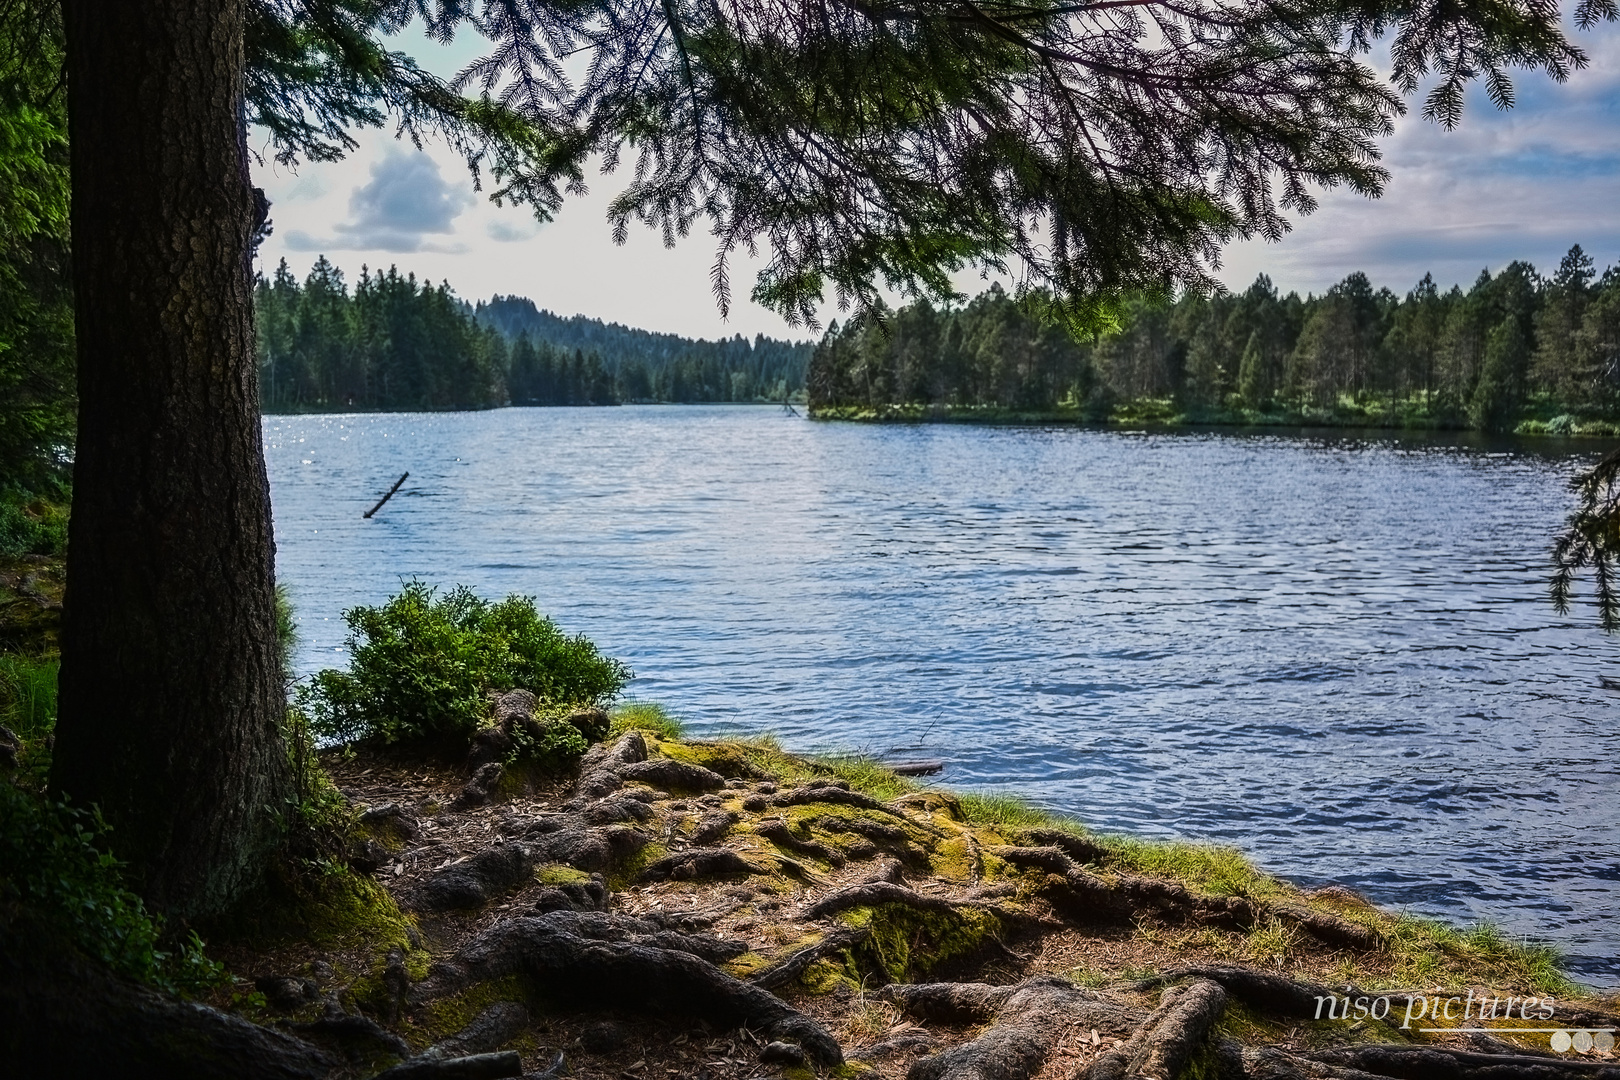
[207,729,1620,1080]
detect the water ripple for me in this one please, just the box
[266,405,1620,986]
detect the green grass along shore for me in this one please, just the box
[810,399,1620,439]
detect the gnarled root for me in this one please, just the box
[802,881,962,921]
[986,846,1134,922]
[1307,1044,1620,1079]
[0,917,333,1080]
[1081,978,1227,1080]
[758,817,848,866]
[416,911,843,1066]
[639,847,763,882]
[751,927,871,991]
[373,1051,524,1079]
[1140,965,1354,1019]
[888,976,1144,1080]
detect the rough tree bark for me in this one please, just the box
[51,0,289,917]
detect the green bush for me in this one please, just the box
[509,705,590,770]
[0,781,224,995]
[0,482,69,559]
[303,582,631,745]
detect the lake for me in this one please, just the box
[265,405,1620,985]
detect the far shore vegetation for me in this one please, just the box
[809,247,1620,438]
[254,258,813,413]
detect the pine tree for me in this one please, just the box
[42,0,1619,921]
[1533,245,1596,408]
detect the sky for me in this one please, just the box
[250,20,1620,341]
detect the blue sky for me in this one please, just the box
[251,20,1620,339]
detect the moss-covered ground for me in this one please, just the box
[162,714,1615,1080]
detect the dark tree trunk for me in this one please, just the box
[52,0,289,918]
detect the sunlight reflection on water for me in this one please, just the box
[266,405,1620,985]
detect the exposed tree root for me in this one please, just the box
[772,784,923,827]
[415,911,843,1066]
[1140,965,1353,1019]
[423,1002,531,1059]
[1305,1044,1620,1079]
[639,846,764,882]
[1081,979,1227,1080]
[528,823,648,873]
[887,976,1145,1080]
[880,981,1018,1023]
[415,810,647,910]
[372,1051,524,1080]
[987,844,1382,952]
[34,731,1598,1080]
[617,758,727,792]
[533,874,608,914]
[289,1009,411,1064]
[579,795,655,825]
[987,846,1134,922]
[803,880,963,921]
[850,1034,944,1062]
[0,918,332,1079]
[1269,902,1384,951]
[751,926,872,990]
[689,809,738,845]
[1018,828,1110,866]
[573,733,651,801]
[798,813,934,867]
[417,842,539,910]
[758,816,849,866]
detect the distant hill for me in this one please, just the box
[253,255,816,411]
[475,296,812,404]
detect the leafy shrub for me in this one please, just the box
[304,582,631,745]
[509,705,590,770]
[274,583,298,682]
[0,781,224,995]
[0,482,69,559]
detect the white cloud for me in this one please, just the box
[1220,22,1620,296]
[330,151,473,252]
[253,20,1620,334]
[486,218,542,243]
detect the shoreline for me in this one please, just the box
[807,404,1620,440]
[184,718,1617,1077]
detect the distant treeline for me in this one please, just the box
[478,297,811,405]
[254,259,812,412]
[808,246,1620,434]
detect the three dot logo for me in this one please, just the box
[1550,1029,1614,1054]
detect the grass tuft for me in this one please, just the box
[957,791,1067,830]
[608,700,685,741]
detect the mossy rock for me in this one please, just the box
[536,863,592,887]
[420,974,536,1044]
[215,861,417,952]
[654,739,766,780]
[842,902,1002,984]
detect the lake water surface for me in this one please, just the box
[265,405,1620,985]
